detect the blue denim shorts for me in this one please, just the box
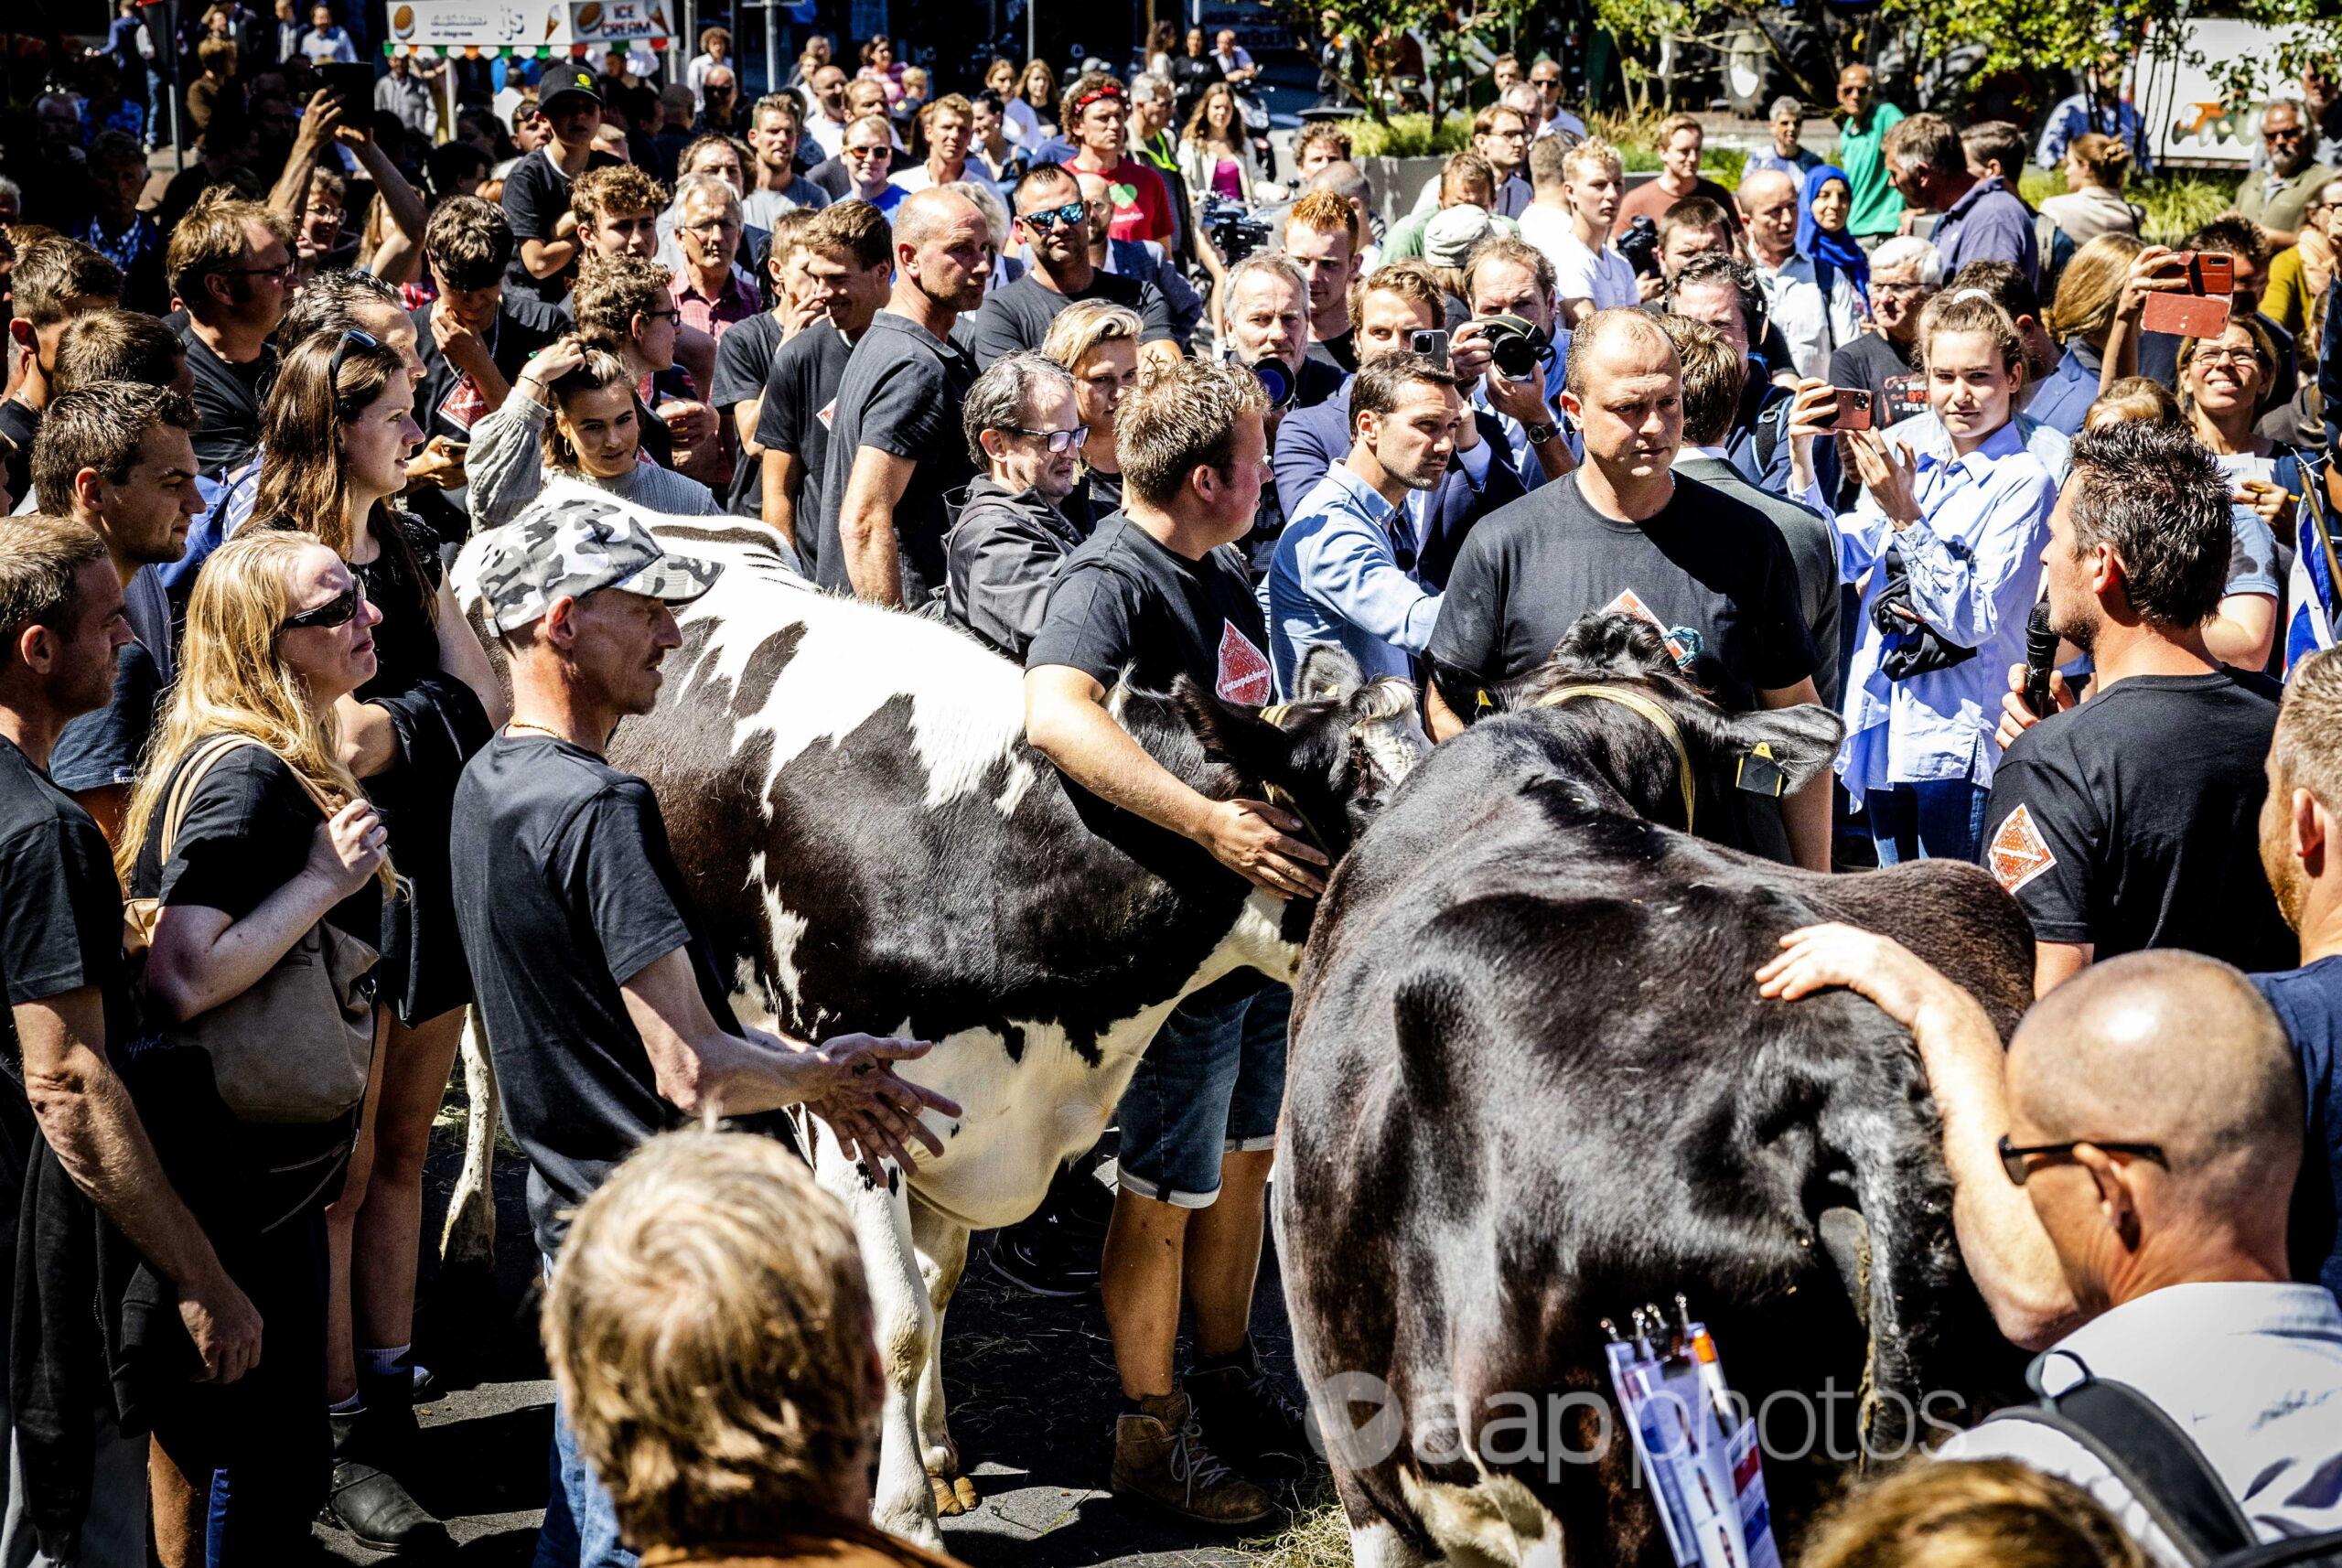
[1115,974,1290,1208]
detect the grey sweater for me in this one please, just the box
[466,392,722,532]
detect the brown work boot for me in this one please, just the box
[1111,1388,1275,1526]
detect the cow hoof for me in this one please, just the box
[929,1472,980,1516]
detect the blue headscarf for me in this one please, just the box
[1798,163,1869,309]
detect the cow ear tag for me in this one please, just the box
[1736,742,1788,798]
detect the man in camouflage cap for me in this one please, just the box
[447,493,955,1568]
[467,494,722,636]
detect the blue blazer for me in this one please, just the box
[1272,383,1527,593]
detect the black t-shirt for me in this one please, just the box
[1308,330,1359,377]
[134,742,381,941]
[1426,469,1821,714]
[814,311,978,607]
[1026,510,1274,704]
[0,735,131,1078]
[712,309,787,518]
[499,146,622,305]
[1829,331,1928,427]
[177,324,276,478]
[449,734,779,1256]
[1983,670,2294,972]
[0,397,38,504]
[754,318,855,574]
[407,295,564,541]
[965,269,1175,371]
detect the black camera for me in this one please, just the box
[1200,194,1274,265]
[1616,214,1661,279]
[1247,357,1297,409]
[1479,314,1553,382]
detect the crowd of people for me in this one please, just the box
[0,13,2340,1568]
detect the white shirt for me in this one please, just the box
[1940,1283,2342,1568]
[1754,249,1862,381]
[1524,212,1638,311]
[803,109,851,162]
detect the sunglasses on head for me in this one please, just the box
[281,579,369,632]
[328,328,380,385]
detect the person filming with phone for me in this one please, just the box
[1786,289,2057,867]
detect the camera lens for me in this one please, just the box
[1248,358,1296,409]
[1489,335,1541,381]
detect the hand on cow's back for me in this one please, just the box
[741,1026,963,1169]
[1756,921,1973,1033]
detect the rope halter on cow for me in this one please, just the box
[1533,684,1698,835]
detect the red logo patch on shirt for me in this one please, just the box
[1216,621,1272,705]
[1988,804,2057,894]
[1603,588,1698,670]
[437,372,486,433]
[816,397,837,430]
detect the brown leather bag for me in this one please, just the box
[124,735,379,1125]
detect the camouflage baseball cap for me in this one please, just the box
[471,498,719,633]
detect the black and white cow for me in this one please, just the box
[1277,613,2033,1568]
[450,489,1427,1544]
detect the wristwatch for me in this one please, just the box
[1524,420,1561,446]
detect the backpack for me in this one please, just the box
[1988,1369,2342,1568]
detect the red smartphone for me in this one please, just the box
[1823,387,1874,433]
[2143,291,2233,338]
[2190,252,2236,295]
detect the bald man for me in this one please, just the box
[1735,166,1860,381]
[1423,307,1832,868]
[2255,650,2342,1302]
[1759,929,2342,1565]
[818,188,990,607]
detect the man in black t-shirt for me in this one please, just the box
[498,70,623,306]
[451,499,956,1568]
[1427,307,1832,867]
[0,239,124,505]
[1025,359,1322,1526]
[817,188,992,607]
[0,516,261,1552]
[966,164,1178,372]
[167,199,294,478]
[754,202,893,570]
[1987,419,2294,994]
[31,383,207,843]
[408,197,564,544]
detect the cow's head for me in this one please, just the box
[1140,647,1427,868]
[1508,612,1842,839]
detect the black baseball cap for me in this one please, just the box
[542,70,602,109]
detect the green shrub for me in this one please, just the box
[1336,113,1470,159]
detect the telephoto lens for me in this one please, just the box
[1247,357,1297,409]
[1480,314,1552,381]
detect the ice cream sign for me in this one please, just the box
[570,0,668,39]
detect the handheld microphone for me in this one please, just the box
[2024,600,2058,719]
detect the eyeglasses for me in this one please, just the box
[2265,125,2305,141]
[221,257,296,284]
[640,306,682,325]
[1874,279,1928,297]
[2192,346,2267,369]
[1005,424,1089,452]
[280,578,369,632]
[1997,1133,2168,1187]
[327,328,380,384]
[1018,199,1088,231]
[845,143,892,160]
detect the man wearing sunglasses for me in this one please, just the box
[1756,922,2342,1562]
[966,164,1176,373]
[831,116,906,214]
[944,351,1090,660]
[2237,100,2335,252]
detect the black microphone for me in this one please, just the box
[2025,600,2058,719]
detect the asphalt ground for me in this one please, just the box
[318,1092,1319,1566]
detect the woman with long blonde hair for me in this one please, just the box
[2030,231,2144,433]
[249,327,504,1551]
[127,528,394,1563]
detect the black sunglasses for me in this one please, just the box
[1006,423,1089,452]
[281,579,369,632]
[328,327,380,384]
[1019,199,1088,231]
[1997,1134,2169,1187]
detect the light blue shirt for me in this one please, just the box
[1822,418,2057,802]
[2033,92,2153,174]
[1470,348,1572,493]
[1267,463,1440,698]
[1892,406,2072,486]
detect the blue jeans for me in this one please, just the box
[195,1205,329,1564]
[1116,975,1291,1208]
[532,1318,637,1568]
[1866,780,1991,866]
